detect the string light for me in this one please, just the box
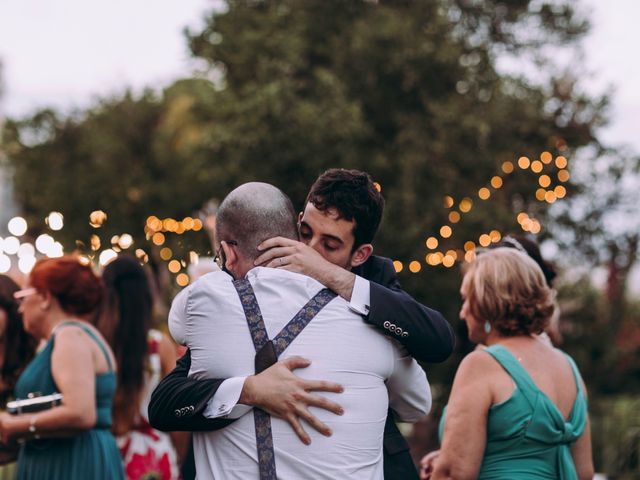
[409,261,422,273]
[440,226,453,238]
[555,156,568,169]
[393,261,403,272]
[518,156,530,169]
[425,237,438,249]
[448,211,461,223]
[478,187,490,200]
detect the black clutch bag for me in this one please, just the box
[6,392,63,415]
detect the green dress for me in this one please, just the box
[440,345,587,480]
[14,321,124,480]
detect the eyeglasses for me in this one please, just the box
[213,240,238,270]
[13,287,38,304]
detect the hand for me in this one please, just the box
[240,356,344,445]
[0,413,16,445]
[419,450,440,480]
[255,237,333,278]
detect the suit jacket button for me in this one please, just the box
[402,332,409,338]
[190,406,195,412]
[383,321,391,329]
[174,409,181,417]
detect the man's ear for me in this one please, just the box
[350,243,373,269]
[221,241,238,271]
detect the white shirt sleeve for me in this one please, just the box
[349,275,371,315]
[386,344,432,422]
[168,287,189,345]
[203,376,253,419]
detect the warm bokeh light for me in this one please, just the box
[558,170,570,182]
[3,237,20,255]
[8,217,28,237]
[47,212,64,231]
[425,237,438,249]
[530,160,543,173]
[518,156,530,169]
[440,225,453,238]
[535,188,546,201]
[135,249,149,263]
[501,161,514,174]
[118,234,133,250]
[35,234,55,254]
[464,241,476,251]
[478,187,490,200]
[183,217,195,230]
[0,255,10,273]
[479,234,491,247]
[409,261,422,273]
[99,249,117,266]
[146,216,162,232]
[464,250,476,262]
[18,256,36,274]
[192,219,204,231]
[448,211,461,223]
[442,255,455,268]
[459,197,473,212]
[160,247,173,260]
[490,176,503,188]
[18,243,35,258]
[489,230,502,243]
[176,273,190,287]
[152,232,166,246]
[554,185,567,198]
[538,175,551,188]
[168,260,181,273]
[373,182,382,192]
[90,235,101,251]
[445,249,458,260]
[89,210,107,228]
[544,191,557,203]
[516,212,529,224]
[444,196,454,208]
[555,156,568,169]
[540,151,552,164]
[393,260,403,273]
[530,221,541,234]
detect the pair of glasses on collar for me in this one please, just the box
[13,287,38,304]
[213,240,238,270]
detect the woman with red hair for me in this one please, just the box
[0,256,124,479]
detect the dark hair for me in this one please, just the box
[306,168,385,249]
[30,256,104,315]
[494,235,557,287]
[0,275,37,406]
[98,256,152,435]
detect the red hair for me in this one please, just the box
[30,256,104,316]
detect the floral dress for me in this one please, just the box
[117,330,179,480]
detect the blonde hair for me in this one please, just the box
[463,248,555,336]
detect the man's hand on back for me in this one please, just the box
[239,356,344,445]
[255,237,356,301]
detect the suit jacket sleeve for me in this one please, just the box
[359,256,455,363]
[148,349,236,432]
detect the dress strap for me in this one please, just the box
[53,321,114,372]
[483,344,540,406]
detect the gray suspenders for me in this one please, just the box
[232,278,337,480]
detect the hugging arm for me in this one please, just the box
[360,257,455,363]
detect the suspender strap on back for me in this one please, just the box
[232,278,337,480]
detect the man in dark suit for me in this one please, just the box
[149,168,455,479]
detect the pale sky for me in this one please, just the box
[0,0,638,154]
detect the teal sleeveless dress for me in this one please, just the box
[14,321,125,480]
[440,345,587,480]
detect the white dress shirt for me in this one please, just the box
[170,267,430,480]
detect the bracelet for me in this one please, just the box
[28,415,40,440]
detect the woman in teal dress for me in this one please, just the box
[0,256,124,480]
[425,248,593,480]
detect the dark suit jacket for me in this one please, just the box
[149,255,454,479]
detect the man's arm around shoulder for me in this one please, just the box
[148,349,235,432]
